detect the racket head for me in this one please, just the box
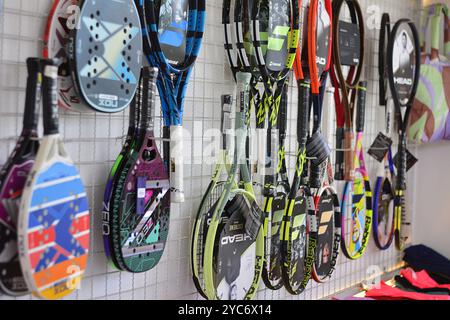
[340,164,372,260]
[0,57,42,296]
[308,0,332,94]
[387,19,421,123]
[252,0,300,82]
[43,0,91,112]
[68,0,143,113]
[213,191,264,300]
[312,186,340,282]
[372,174,395,250]
[191,173,229,298]
[282,187,316,294]
[378,13,391,107]
[332,0,364,90]
[261,183,287,290]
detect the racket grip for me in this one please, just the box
[24,58,41,130]
[41,58,60,135]
[170,125,185,203]
[297,81,310,147]
[397,135,407,190]
[310,163,322,189]
[343,130,355,181]
[334,127,344,181]
[356,81,367,133]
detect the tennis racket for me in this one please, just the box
[0,58,41,296]
[144,0,206,203]
[191,94,234,299]
[43,0,91,112]
[303,0,340,281]
[311,87,341,283]
[18,58,90,300]
[250,0,300,290]
[102,84,141,270]
[203,72,264,300]
[67,0,143,113]
[111,67,170,273]
[386,19,420,251]
[281,0,315,294]
[372,13,395,251]
[339,81,372,260]
[330,0,364,182]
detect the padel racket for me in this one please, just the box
[251,0,300,290]
[144,0,206,203]
[281,0,316,294]
[68,0,143,113]
[371,13,395,251]
[0,58,41,296]
[330,0,364,181]
[43,0,91,112]
[111,67,170,273]
[387,19,420,251]
[191,95,235,299]
[203,72,264,300]
[102,85,141,270]
[18,58,90,300]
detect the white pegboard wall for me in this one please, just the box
[0,0,420,300]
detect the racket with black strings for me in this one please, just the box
[0,58,41,296]
[67,0,143,113]
[331,0,372,260]
[203,72,264,300]
[110,67,170,273]
[386,19,420,251]
[102,84,141,270]
[280,0,317,294]
[144,0,205,203]
[371,13,395,251]
[302,0,340,282]
[330,0,363,182]
[191,95,235,298]
[251,0,300,290]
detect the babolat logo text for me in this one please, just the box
[394,77,412,85]
[316,56,326,66]
[98,94,118,108]
[221,233,251,245]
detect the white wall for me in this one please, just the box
[413,143,450,259]
[411,0,450,260]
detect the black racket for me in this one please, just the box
[0,58,41,296]
[386,19,420,251]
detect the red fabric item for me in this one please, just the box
[365,281,450,300]
[401,268,450,290]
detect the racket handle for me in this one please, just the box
[356,81,367,133]
[24,58,41,131]
[334,127,344,181]
[297,81,310,147]
[170,125,185,203]
[343,129,354,181]
[397,135,407,190]
[140,67,159,130]
[41,58,60,135]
